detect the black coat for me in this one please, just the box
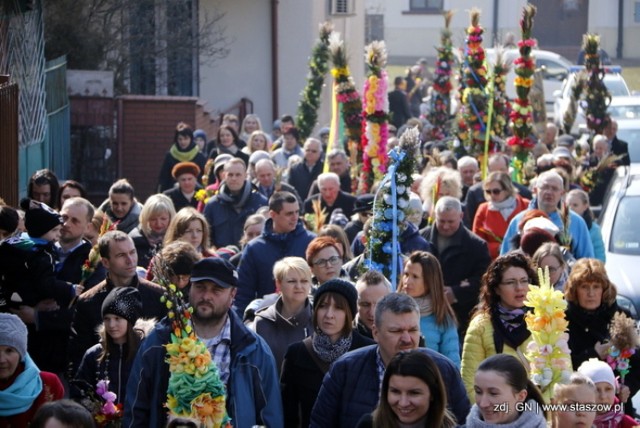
[162,185,200,212]
[304,191,357,220]
[420,224,491,337]
[388,89,412,129]
[288,161,324,203]
[280,331,374,428]
[74,342,133,405]
[129,227,160,270]
[157,147,207,192]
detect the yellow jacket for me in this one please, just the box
[460,313,533,400]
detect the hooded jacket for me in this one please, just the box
[124,311,283,428]
[235,219,315,316]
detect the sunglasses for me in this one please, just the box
[484,188,503,195]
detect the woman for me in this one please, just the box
[99,179,144,234]
[0,313,64,426]
[419,167,462,223]
[84,211,106,246]
[129,193,176,270]
[532,242,568,291]
[207,125,250,167]
[465,354,547,427]
[58,180,87,209]
[305,236,345,286]
[473,172,530,259]
[318,224,354,261]
[157,122,207,192]
[399,251,460,368]
[566,189,605,262]
[281,279,374,428]
[565,258,640,410]
[461,253,537,399]
[239,114,263,141]
[356,350,457,428]
[162,162,202,212]
[242,130,271,155]
[164,207,214,257]
[249,257,314,374]
[27,169,60,209]
[74,287,145,406]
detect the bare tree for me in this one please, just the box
[44,0,232,95]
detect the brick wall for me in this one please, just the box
[117,95,198,201]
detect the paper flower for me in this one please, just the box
[606,311,639,384]
[524,267,573,401]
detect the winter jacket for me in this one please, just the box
[281,332,374,428]
[128,227,160,270]
[157,145,207,192]
[500,200,595,259]
[162,185,200,212]
[460,313,534,400]
[464,181,532,228]
[288,160,324,203]
[98,199,143,234]
[303,190,356,220]
[68,275,166,374]
[203,181,268,248]
[420,313,460,369]
[309,345,470,428]
[271,146,304,169]
[235,219,315,316]
[589,221,606,262]
[124,311,283,428]
[248,296,313,374]
[419,224,491,337]
[472,195,530,259]
[74,342,132,405]
[461,400,547,428]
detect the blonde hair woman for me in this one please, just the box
[129,193,176,269]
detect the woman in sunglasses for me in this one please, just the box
[472,171,530,259]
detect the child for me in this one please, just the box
[74,287,146,405]
[577,358,638,428]
[0,198,81,311]
[550,372,597,428]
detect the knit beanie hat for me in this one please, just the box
[314,278,358,318]
[193,129,207,141]
[20,197,63,238]
[0,205,19,236]
[577,358,616,387]
[101,287,143,325]
[0,313,28,360]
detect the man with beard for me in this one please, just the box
[124,258,282,427]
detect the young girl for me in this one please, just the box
[550,373,597,428]
[566,189,605,262]
[74,287,146,407]
[577,359,637,428]
[399,251,460,368]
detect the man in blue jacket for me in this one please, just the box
[124,258,283,427]
[310,293,470,427]
[235,191,315,316]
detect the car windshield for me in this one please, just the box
[616,127,640,162]
[610,196,640,254]
[605,76,630,96]
[609,105,640,120]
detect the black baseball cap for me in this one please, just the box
[190,258,238,288]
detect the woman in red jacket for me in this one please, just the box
[0,313,64,427]
[472,172,530,259]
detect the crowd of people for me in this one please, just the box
[0,97,638,428]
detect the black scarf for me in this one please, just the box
[217,181,252,212]
[566,301,617,342]
[490,304,531,353]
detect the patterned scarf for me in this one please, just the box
[593,397,624,427]
[312,330,353,363]
[491,304,531,353]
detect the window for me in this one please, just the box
[409,0,443,12]
[331,0,354,15]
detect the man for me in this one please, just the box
[420,197,491,338]
[270,114,295,151]
[68,230,166,372]
[309,293,470,427]
[541,122,558,151]
[588,134,620,206]
[287,137,324,200]
[307,149,352,196]
[304,172,356,219]
[457,156,479,201]
[124,258,282,427]
[604,117,630,166]
[203,158,268,248]
[253,158,301,203]
[464,153,532,227]
[354,270,391,339]
[388,76,412,129]
[236,191,315,316]
[501,170,595,259]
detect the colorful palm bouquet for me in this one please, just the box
[508,4,537,184]
[524,267,572,401]
[360,40,390,193]
[490,50,511,140]
[363,127,419,288]
[157,270,231,427]
[456,8,492,156]
[582,34,611,134]
[606,311,639,385]
[73,378,122,427]
[428,11,455,141]
[329,32,363,193]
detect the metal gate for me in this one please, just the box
[45,56,70,180]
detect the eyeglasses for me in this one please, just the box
[312,255,342,267]
[484,188,503,195]
[500,278,530,288]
